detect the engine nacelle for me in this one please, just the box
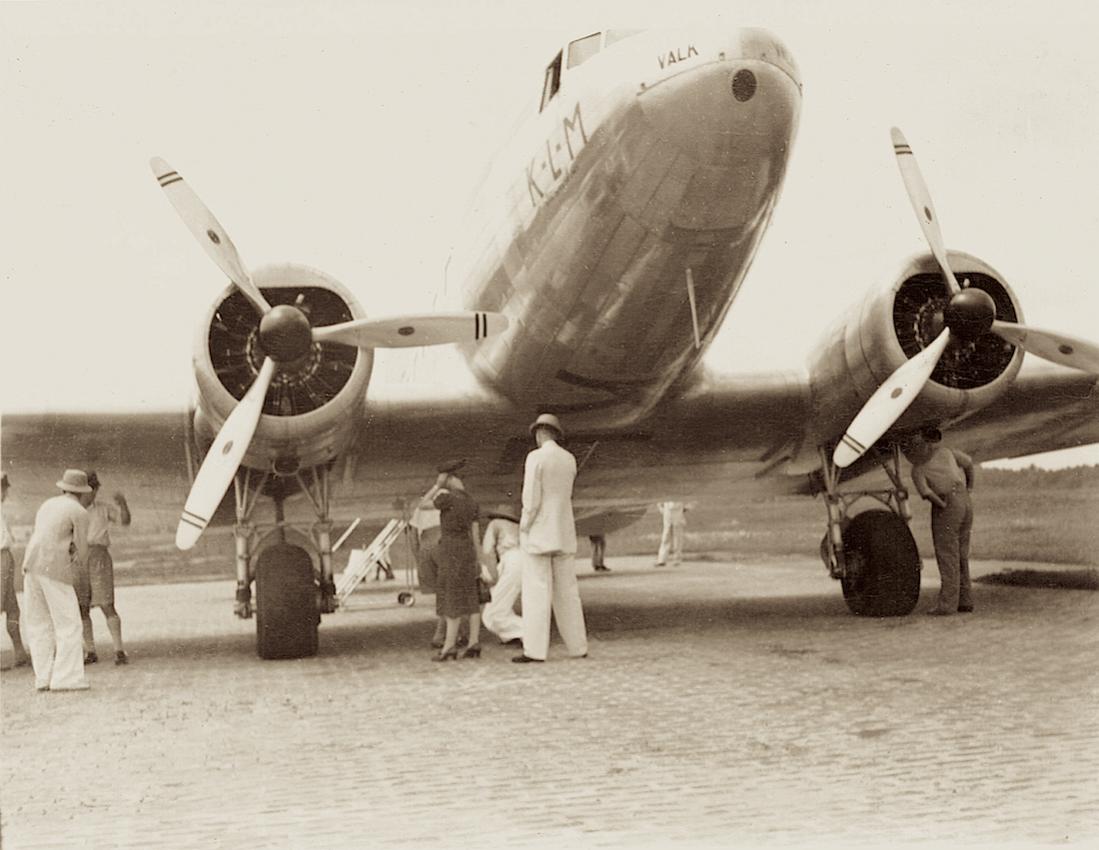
[192,263,372,472]
[807,251,1025,447]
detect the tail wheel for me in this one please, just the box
[840,509,921,617]
[255,543,320,659]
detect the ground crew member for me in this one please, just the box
[78,472,131,665]
[655,501,688,566]
[590,534,609,572]
[1,473,30,669]
[903,428,976,615]
[514,413,588,663]
[480,503,523,646]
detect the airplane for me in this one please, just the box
[4,27,1098,659]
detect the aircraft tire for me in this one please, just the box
[839,509,921,617]
[255,543,320,659]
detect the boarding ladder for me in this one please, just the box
[334,518,407,605]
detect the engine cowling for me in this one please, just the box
[192,263,372,472]
[807,251,1024,447]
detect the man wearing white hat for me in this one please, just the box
[514,413,588,663]
[21,469,92,691]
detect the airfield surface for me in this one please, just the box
[2,556,1096,849]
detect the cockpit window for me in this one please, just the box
[567,32,601,68]
[604,29,642,46]
[539,50,563,112]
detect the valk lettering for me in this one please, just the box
[658,45,698,70]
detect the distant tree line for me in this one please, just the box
[979,464,1099,489]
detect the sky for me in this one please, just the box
[2,0,1097,468]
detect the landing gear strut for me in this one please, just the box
[229,463,338,659]
[818,445,921,617]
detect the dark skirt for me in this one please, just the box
[429,533,480,618]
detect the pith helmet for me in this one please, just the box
[56,469,93,493]
[529,412,564,438]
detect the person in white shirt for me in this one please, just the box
[480,503,523,646]
[655,501,688,566]
[1,473,30,669]
[514,413,588,663]
[21,469,92,691]
[76,472,131,665]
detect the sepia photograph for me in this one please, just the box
[2,1,1097,847]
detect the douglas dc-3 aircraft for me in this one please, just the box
[4,28,1099,659]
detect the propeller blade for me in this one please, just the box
[890,128,962,295]
[175,357,277,550]
[149,157,272,315]
[313,311,509,348]
[991,321,1099,374]
[833,328,952,468]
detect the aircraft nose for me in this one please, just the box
[637,28,801,169]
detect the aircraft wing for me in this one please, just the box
[2,363,1095,530]
[938,365,1099,464]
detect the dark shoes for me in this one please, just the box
[958,604,974,613]
[115,652,129,665]
[512,655,544,664]
[593,565,611,572]
[460,644,481,659]
[430,639,444,649]
[84,652,98,664]
[433,648,459,662]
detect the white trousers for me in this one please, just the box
[657,523,685,565]
[22,572,88,690]
[521,552,587,660]
[482,549,523,642]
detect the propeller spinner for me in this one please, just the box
[833,130,1099,469]
[151,159,509,548]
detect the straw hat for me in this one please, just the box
[56,469,93,493]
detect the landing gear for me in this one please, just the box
[818,445,921,617]
[255,543,319,659]
[229,464,338,659]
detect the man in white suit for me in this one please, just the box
[513,413,588,663]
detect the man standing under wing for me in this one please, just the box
[903,427,976,616]
[513,413,588,663]
[79,471,132,665]
[22,469,92,691]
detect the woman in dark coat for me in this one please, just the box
[424,471,482,660]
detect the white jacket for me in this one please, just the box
[519,439,577,556]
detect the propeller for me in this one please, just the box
[151,159,509,548]
[833,130,1099,468]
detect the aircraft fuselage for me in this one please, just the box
[453,28,801,429]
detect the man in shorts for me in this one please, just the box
[1,473,30,669]
[77,471,132,665]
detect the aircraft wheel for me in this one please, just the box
[840,509,921,617]
[255,543,320,659]
[397,591,415,607]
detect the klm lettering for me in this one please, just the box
[657,45,698,70]
[527,102,589,208]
